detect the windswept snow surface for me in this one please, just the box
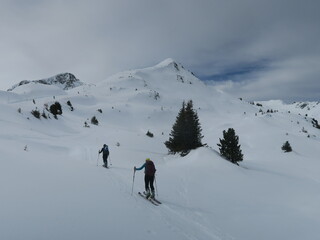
[1,60,320,240]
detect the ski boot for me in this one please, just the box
[144,190,151,199]
[150,190,155,199]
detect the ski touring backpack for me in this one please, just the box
[145,160,156,176]
[103,145,109,155]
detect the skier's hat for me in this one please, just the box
[146,158,151,161]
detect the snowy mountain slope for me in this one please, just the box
[7,72,84,92]
[1,59,320,240]
[257,100,320,119]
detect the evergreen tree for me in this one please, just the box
[165,101,187,154]
[281,141,292,152]
[184,100,203,150]
[49,101,62,116]
[165,100,203,155]
[217,128,243,164]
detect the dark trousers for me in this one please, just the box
[103,154,108,166]
[144,175,155,192]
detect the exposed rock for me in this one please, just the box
[8,73,83,91]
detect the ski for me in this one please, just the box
[141,192,162,205]
[138,192,159,206]
[151,198,162,205]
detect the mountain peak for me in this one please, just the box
[154,58,183,71]
[7,72,84,91]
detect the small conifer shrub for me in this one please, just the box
[41,111,48,119]
[31,109,41,119]
[146,131,154,138]
[282,141,292,152]
[91,116,99,125]
[217,128,243,165]
[50,102,62,116]
[312,118,320,129]
[67,100,74,111]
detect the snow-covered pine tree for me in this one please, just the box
[217,128,243,165]
[165,100,203,156]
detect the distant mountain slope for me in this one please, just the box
[258,100,320,119]
[7,73,84,91]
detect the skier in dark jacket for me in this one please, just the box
[134,158,156,199]
[99,144,109,168]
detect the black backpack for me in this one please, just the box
[103,145,109,155]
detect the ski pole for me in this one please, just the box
[97,152,100,166]
[109,155,112,166]
[131,169,136,196]
[155,175,158,197]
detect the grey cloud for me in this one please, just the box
[213,56,320,102]
[0,0,319,101]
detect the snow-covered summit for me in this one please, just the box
[7,72,84,91]
[149,58,195,77]
[98,58,205,100]
[153,58,189,72]
[91,59,266,122]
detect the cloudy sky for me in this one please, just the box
[1,0,319,102]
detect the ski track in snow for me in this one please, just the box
[81,144,229,240]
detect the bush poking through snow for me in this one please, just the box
[67,100,74,111]
[31,109,41,119]
[217,128,243,165]
[41,111,48,119]
[91,116,99,125]
[50,102,62,116]
[282,141,292,152]
[312,118,320,129]
[152,91,160,100]
[146,131,154,138]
